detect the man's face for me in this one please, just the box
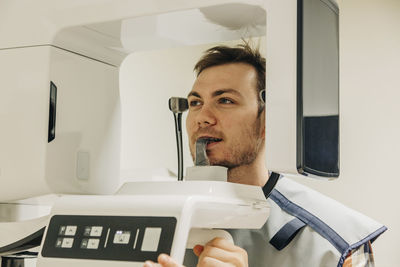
[186,63,264,169]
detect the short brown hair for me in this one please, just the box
[194,42,266,114]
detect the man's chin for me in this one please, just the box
[209,159,239,170]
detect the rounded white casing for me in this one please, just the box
[36,181,269,266]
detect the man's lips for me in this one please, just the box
[206,140,222,150]
[196,136,223,150]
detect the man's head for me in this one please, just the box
[186,42,266,171]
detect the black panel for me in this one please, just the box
[304,116,339,175]
[296,0,304,174]
[48,81,57,143]
[41,215,177,262]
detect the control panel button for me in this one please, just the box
[65,225,77,236]
[141,227,162,252]
[87,239,100,249]
[90,226,103,237]
[61,238,74,248]
[113,231,131,244]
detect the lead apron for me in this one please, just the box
[183,177,386,267]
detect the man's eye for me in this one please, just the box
[189,100,202,107]
[219,98,234,104]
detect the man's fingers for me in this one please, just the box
[143,254,182,267]
[144,260,160,267]
[193,244,204,257]
[196,238,248,267]
[197,256,232,267]
[205,237,236,252]
[157,254,183,267]
[199,245,246,266]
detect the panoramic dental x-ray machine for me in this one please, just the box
[0,0,339,266]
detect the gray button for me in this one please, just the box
[141,227,162,252]
[90,226,103,237]
[113,231,131,244]
[65,226,77,236]
[61,238,74,248]
[87,239,100,249]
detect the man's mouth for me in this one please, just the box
[197,137,223,149]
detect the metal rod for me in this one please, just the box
[174,113,184,180]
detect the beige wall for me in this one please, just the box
[120,1,399,265]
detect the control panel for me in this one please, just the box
[41,215,176,262]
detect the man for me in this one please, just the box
[144,43,386,267]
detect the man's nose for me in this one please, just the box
[196,103,217,128]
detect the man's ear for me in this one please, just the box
[259,109,266,139]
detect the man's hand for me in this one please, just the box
[144,254,183,267]
[193,237,248,267]
[143,237,248,267]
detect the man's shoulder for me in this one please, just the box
[268,176,386,256]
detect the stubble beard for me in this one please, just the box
[190,118,263,170]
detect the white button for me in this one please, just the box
[90,226,103,237]
[61,238,74,248]
[113,231,131,244]
[141,227,162,252]
[87,239,100,249]
[65,226,77,236]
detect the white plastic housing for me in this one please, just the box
[0,46,121,201]
[0,0,267,201]
[0,0,331,199]
[264,0,299,175]
[36,181,269,266]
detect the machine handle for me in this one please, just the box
[48,81,57,142]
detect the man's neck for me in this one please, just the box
[227,151,269,187]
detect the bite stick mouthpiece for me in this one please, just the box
[195,138,210,166]
[169,97,188,113]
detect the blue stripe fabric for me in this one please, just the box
[269,217,306,251]
[269,189,349,253]
[269,189,388,267]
